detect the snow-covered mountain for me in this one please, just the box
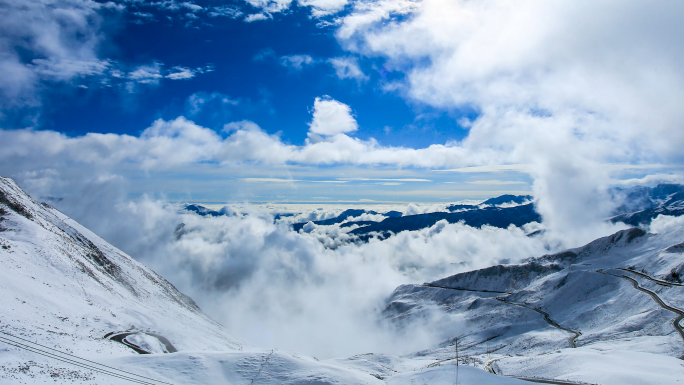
[611,184,684,226]
[384,225,684,384]
[0,177,525,384]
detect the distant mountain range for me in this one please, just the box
[181,186,684,244]
[610,184,684,226]
[349,204,540,241]
[291,195,538,240]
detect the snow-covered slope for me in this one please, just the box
[0,176,243,349]
[384,225,684,385]
[0,177,523,384]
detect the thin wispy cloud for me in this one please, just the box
[466,180,527,185]
[433,165,530,173]
[280,54,316,70]
[242,178,349,183]
[328,57,368,81]
[338,178,432,182]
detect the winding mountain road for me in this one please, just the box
[424,285,587,383]
[494,298,581,348]
[599,270,684,347]
[617,268,684,287]
[420,284,580,347]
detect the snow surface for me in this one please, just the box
[123,333,169,354]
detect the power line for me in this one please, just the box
[0,331,173,385]
[1,331,173,384]
[0,337,157,385]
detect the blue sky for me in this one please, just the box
[36,1,468,148]
[1,0,683,206]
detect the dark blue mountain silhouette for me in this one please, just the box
[350,203,541,241]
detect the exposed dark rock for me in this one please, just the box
[666,242,684,253]
[664,265,683,283]
[174,223,186,239]
[526,229,545,237]
[184,204,222,217]
[536,251,580,265]
[626,227,646,243]
[0,189,32,219]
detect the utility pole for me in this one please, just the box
[455,337,458,367]
[455,337,459,385]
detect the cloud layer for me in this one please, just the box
[0,113,673,243]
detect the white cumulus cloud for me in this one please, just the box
[308,97,359,136]
[33,178,552,358]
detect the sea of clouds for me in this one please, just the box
[62,184,553,358]
[16,173,625,359]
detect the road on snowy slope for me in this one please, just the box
[106,332,178,354]
[493,299,582,348]
[423,286,587,384]
[617,268,684,287]
[420,285,581,347]
[599,270,684,347]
